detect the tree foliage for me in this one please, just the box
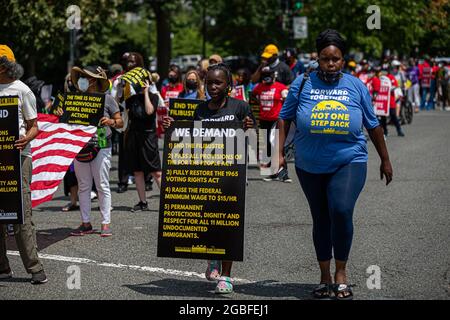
[0,0,448,85]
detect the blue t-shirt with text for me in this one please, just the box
[279,72,379,174]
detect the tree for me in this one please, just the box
[148,0,185,79]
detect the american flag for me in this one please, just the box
[30,114,97,208]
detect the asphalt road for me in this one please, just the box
[1,110,449,300]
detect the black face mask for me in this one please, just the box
[186,79,198,90]
[262,76,273,84]
[168,75,177,83]
[317,68,342,83]
[267,56,277,65]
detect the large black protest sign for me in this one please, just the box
[0,96,23,224]
[168,98,201,120]
[158,121,248,261]
[59,92,105,126]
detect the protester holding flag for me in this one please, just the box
[58,66,123,237]
[163,63,255,294]
[0,45,48,284]
[277,30,393,300]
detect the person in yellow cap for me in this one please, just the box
[0,45,48,284]
[251,44,294,86]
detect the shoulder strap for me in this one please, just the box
[297,70,311,106]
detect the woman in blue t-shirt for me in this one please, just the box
[278,29,393,300]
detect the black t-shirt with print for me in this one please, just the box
[194,97,255,123]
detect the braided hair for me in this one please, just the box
[207,63,233,92]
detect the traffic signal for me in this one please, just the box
[293,0,303,10]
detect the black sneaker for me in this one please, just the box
[70,224,94,236]
[278,168,293,183]
[131,201,149,212]
[117,184,128,193]
[397,130,405,137]
[31,270,48,285]
[0,268,13,279]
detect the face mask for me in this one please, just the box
[186,79,198,90]
[168,75,177,83]
[262,76,273,84]
[77,77,90,92]
[317,68,342,83]
[267,56,277,65]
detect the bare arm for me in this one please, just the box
[143,81,156,116]
[15,118,38,150]
[368,125,393,185]
[251,62,267,84]
[277,118,291,169]
[100,111,123,129]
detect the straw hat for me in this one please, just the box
[71,65,110,93]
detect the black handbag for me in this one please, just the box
[76,144,100,163]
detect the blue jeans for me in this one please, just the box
[420,80,436,110]
[296,162,367,261]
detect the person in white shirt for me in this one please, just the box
[0,44,47,284]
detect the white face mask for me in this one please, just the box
[77,77,90,92]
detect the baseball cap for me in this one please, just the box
[209,54,223,64]
[0,45,15,63]
[261,44,279,59]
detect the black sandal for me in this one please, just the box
[62,203,79,212]
[312,283,331,299]
[333,284,354,300]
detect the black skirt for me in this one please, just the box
[63,169,77,196]
[124,129,161,174]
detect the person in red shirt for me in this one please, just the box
[378,68,405,137]
[158,65,184,137]
[251,67,289,178]
[418,57,434,110]
[161,64,184,105]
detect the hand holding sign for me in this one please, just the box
[14,135,29,151]
[243,116,254,130]
[162,116,175,129]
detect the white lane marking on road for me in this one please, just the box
[6,251,253,284]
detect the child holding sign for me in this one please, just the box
[163,63,254,294]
